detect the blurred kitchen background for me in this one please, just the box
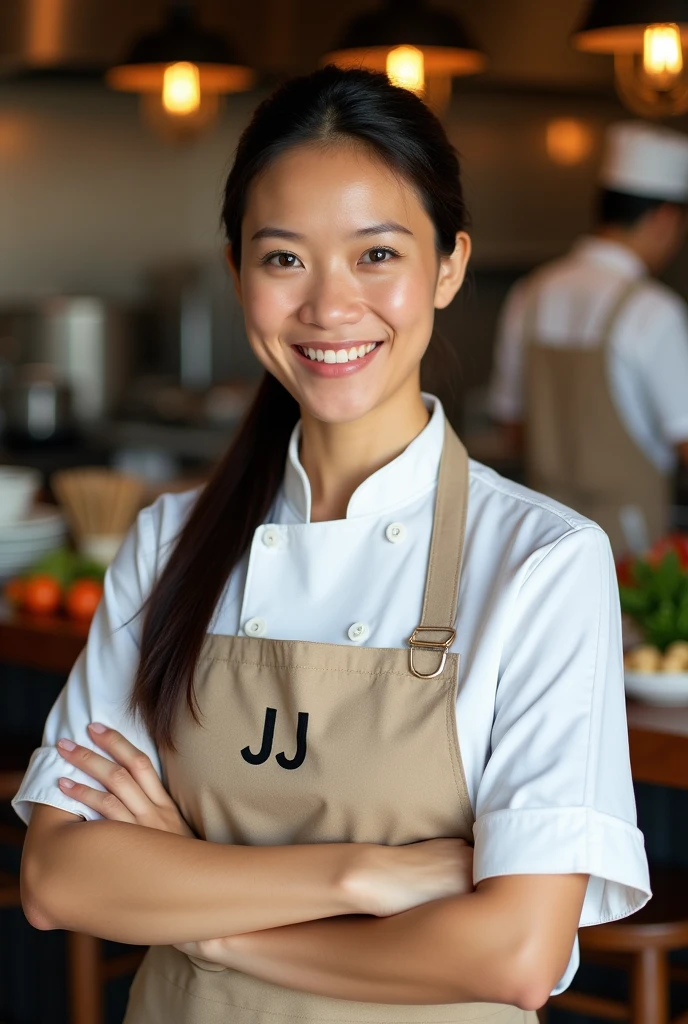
[2,1,688,1022]
[2,0,687,496]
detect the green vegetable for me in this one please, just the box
[24,547,106,587]
[619,551,688,651]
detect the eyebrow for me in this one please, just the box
[250,221,414,242]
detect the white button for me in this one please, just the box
[385,522,407,543]
[262,527,281,549]
[244,617,267,637]
[348,622,370,643]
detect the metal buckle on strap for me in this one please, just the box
[407,627,456,679]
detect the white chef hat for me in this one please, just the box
[599,121,688,203]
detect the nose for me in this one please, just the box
[297,269,364,329]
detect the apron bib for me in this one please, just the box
[524,280,669,555]
[125,424,535,1024]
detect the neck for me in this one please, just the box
[300,376,430,522]
[594,226,651,271]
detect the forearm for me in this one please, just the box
[22,812,361,945]
[213,890,533,1006]
[202,875,586,1008]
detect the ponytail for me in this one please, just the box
[131,374,298,746]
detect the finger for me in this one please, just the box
[87,724,172,808]
[57,739,153,820]
[58,777,136,824]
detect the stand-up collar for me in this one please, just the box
[283,395,446,523]
[571,236,648,279]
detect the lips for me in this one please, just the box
[291,340,383,377]
[295,342,380,364]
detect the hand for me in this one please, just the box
[345,838,474,917]
[174,936,237,968]
[56,724,193,838]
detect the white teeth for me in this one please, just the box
[298,343,379,362]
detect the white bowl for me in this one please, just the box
[0,504,64,541]
[625,670,688,706]
[0,466,41,526]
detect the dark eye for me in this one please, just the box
[361,247,399,264]
[263,251,302,268]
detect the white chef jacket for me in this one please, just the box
[489,236,688,474]
[13,395,650,994]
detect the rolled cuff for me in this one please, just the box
[12,746,103,825]
[473,805,651,926]
[473,806,651,995]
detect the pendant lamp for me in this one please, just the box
[107,0,255,144]
[572,0,688,117]
[322,0,486,114]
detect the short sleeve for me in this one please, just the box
[472,525,651,930]
[487,278,529,423]
[12,504,161,824]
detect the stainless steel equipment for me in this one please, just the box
[1,363,74,444]
[0,297,132,424]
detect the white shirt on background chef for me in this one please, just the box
[489,121,688,549]
[13,396,650,995]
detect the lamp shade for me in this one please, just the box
[324,0,486,76]
[107,4,254,93]
[573,0,688,53]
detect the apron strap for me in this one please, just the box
[408,422,469,679]
[599,279,644,350]
[523,276,644,351]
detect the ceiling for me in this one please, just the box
[0,0,613,90]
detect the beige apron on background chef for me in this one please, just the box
[124,424,534,1024]
[489,121,688,556]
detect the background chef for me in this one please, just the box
[489,121,688,554]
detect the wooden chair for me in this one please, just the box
[545,865,688,1024]
[0,737,145,1024]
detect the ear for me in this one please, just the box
[434,232,471,310]
[225,244,243,304]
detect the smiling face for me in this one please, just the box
[231,141,470,424]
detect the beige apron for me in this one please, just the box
[525,280,670,555]
[125,423,535,1024]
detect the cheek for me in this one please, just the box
[369,270,435,332]
[241,274,296,342]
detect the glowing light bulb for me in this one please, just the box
[643,23,683,89]
[546,119,593,166]
[163,62,201,116]
[386,46,425,94]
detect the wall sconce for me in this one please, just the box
[106,0,255,144]
[322,0,486,116]
[572,1,688,117]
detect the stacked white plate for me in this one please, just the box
[0,504,68,581]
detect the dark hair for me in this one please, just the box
[597,188,683,228]
[131,66,469,747]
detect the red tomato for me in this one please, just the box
[3,577,26,608]
[65,579,103,622]
[24,575,62,616]
[616,555,635,588]
[647,533,688,570]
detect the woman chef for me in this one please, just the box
[15,68,649,1023]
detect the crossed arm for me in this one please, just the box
[21,725,587,1010]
